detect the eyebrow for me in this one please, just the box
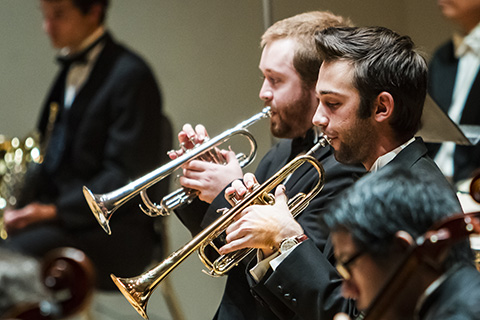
[318,90,343,96]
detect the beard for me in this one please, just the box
[269,90,314,139]
[333,116,375,166]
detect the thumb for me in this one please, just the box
[274,184,288,205]
[222,149,239,165]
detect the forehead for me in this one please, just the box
[331,230,358,258]
[259,38,297,73]
[316,60,356,95]
[41,0,77,14]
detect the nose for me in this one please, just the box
[259,80,273,102]
[43,18,54,36]
[341,280,358,301]
[312,102,328,128]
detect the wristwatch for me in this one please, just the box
[279,234,308,254]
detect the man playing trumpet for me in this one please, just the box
[169,11,365,320]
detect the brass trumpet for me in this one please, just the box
[83,107,271,235]
[111,140,327,319]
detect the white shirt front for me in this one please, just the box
[59,27,106,109]
[434,23,480,178]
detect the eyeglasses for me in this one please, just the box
[336,250,366,280]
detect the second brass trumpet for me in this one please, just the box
[110,141,326,319]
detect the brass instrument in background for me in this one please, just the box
[0,133,42,239]
[83,107,271,235]
[111,139,327,320]
[0,102,58,239]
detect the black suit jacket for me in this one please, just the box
[427,40,480,182]
[176,135,365,319]
[4,32,172,290]
[248,137,460,320]
[418,264,480,320]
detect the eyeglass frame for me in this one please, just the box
[336,249,367,280]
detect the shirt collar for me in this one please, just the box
[58,26,106,57]
[370,137,415,172]
[454,22,480,58]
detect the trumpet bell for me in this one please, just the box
[111,274,150,320]
[83,186,112,235]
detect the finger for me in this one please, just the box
[274,184,287,204]
[167,149,182,159]
[179,175,202,190]
[218,237,248,255]
[182,123,196,140]
[225,186,237,205]
[184,159,215,172]
[221,149,239,165]
[243,172,258,190]
[231,179,248,197]
[195,124,209,142]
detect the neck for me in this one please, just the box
[65,25,105,54]
[454,17,480,35]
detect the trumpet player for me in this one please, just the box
[223,26,463,320]
[169,11,365,320]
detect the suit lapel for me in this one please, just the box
[65,34,118,148]
[390,137,427,169]
[432,42,458,112]
[460,70,480,124]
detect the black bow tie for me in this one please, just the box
[56,51,89,68]
[55,33,106,68]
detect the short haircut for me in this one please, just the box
[262,11,353,88]
[322,165,471,269]
[315,26,427,142]
[44,0,109,23]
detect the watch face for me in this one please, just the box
[280,238,298,252]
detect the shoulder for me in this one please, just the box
[101,33,157,81]
[430,40,455,67]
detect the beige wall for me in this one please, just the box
[0,1,455,319]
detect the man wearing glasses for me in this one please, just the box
[323,165,479,319]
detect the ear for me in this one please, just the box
[394,230,414,252]
[87,4,103,24]
[373,92,394,123]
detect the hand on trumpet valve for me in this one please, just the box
[180,149,243,203]
[220,175,304,258]
[224,172,259,205]
[167,123,209,159]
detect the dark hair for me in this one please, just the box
[315,26,427,142]
[73,0,109,22]
[322,165,471,268]
[45,0,109,23]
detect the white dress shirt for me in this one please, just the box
[59,26,106,109]
[434,23,480,178]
